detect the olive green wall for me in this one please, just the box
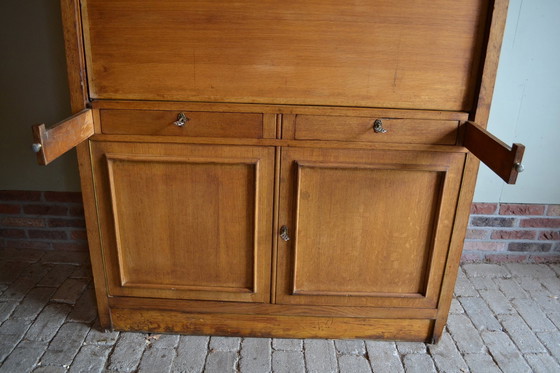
[0,0,80,192]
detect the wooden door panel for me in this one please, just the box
[92,142,274,303]
[277,148,465,308]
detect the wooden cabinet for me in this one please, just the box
[32,0,525,342]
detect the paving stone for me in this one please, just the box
[479,289,515,314]
[69,344,111,373]
[495,277,529,299]
[0,339,17,363]
[0,340,47,373]
[481,330,531,373]
[0,317,32,336]
[51,278,88,304]
[515,276,548,292]
[40,322,91,366]
[33,366,67,373]
[525,353,560,373]
[272,338,303,351]
[470,275,500,290]
[240,338,272,373]
[449,298,464,313]
[395,341,426,354]
[428,332,468,372]
[0,301,18,323]
[25,303,71,342]
[446,313,485,353]
[85,322,119,345]
[0,261,28,283]
[19,262,52,282]
[0,277,36,301]
[70,265,92,279]
[545,311,560,329]
[537,332,560,361]
[147,334,180,349]
[365,341,404,373]
[304,339,337,373]
[463,263,511,278]
[338,354,371,373]
[512,298,557,332]
[11,287,55,320]
[500,314,548,354]
[38,264,76,287]
[137,347,175,373]
[402,353,436,373]
[453,269,478,297]
[530,291,560,313]
[540,277,560,294]
[171,335,209,373]
[67,287,97,323]
[549,264,560,276]
[272,350,305,373]
[0,248,45,262]
[41,251,88,265]
[209,336,241,351]
[204,351,239,373]
[463,353,501,373]
[459,296,502,331]
[334,339,366,355]
[107,332,147,372]
[506,263,558,279]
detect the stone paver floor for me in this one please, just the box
[0,247,559,372]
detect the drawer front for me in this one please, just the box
[101,110,263,139]
[294,115,458,145]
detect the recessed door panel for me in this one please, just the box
[92,142,274,303]
[277,148,465,308]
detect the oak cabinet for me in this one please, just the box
[32,0,525,342]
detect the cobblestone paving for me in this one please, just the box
[0,247,559,372]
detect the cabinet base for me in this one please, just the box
[109,307,435,342]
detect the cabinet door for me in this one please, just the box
[91,142,274,303]
[276,147,465,308]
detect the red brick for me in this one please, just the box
[5,240,51,250]
[52,242,88,251]
[547,205,560,216]
[520,218,560,228]
[465,229,489,240]
[529,254,560,264]
[0,190,41,201]
[23,205,68,216]
[539,231,560,240]
[484,254,528,263]
[44,192,83,203]
[28,230,67,240]
[0,229,27,239]
[68,206,85,217]
[490,230,537,240]
[47,218,86,228]
[0,217,46,228]
[499,204,546,216]
[463,241,507,252]
[70,230,88,240]
[470,203,498,215]
[0,203,21,214]
[508,242,552,252]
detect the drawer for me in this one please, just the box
[294,115,459,145]
[101,110,263,139]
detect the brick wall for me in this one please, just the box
[464,203,560,263]
[0,191,87,251]
[1,190,559,263]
